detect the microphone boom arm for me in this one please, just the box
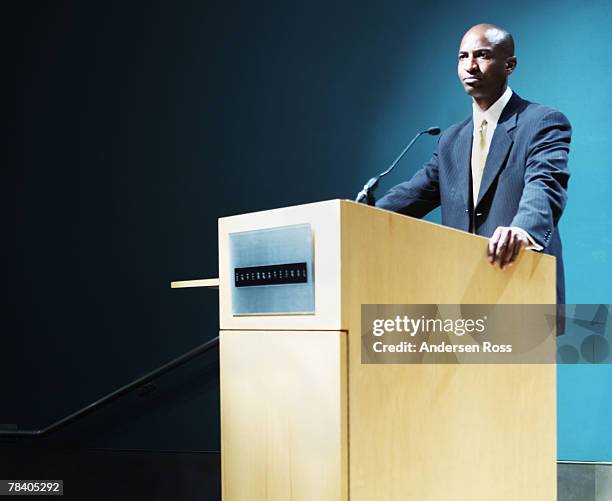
[355,126,440,206]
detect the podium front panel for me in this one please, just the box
[220,330,348,501]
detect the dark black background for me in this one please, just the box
[4,0,413,450]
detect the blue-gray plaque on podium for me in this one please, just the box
[229,223,315,315]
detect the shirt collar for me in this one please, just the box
[472,86,513,127]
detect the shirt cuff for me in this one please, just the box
[512,227,544,251]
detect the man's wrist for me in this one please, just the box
[511,226,543,251]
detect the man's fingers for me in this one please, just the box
[488,227,503,262]
[500,234,519,269]
[488,227,529,268]
[499,232,529,269]
[493,228,511,265]
[497,231,515,268]
[507,235,525,267]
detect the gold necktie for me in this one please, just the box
[472,118,488,205]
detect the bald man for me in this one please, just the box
[376,23,571,304]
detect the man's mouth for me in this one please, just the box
[463,76,481,84]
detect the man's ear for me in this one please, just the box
[506,56,517,75]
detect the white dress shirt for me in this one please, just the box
[471,85,513,162]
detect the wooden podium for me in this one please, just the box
[201,199,555,500]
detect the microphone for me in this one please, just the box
[355,126,441,206]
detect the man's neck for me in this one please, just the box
[473,85,507,112]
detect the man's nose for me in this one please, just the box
[467,56,480,73]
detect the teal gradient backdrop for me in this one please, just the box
[360,0,612,461]
[7,0,611,461]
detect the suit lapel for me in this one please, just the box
[475,93,520,207]
[453,119,473,212]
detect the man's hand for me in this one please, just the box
[487,226,530,270]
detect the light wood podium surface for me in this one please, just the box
[193,199,555,500]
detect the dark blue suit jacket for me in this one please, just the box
[376,93,571,303]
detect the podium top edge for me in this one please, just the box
[218,199,346,222]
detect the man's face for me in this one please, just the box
[457,29,514,105]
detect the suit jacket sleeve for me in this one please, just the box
[510,110,571,249]
[375,144,441,218]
